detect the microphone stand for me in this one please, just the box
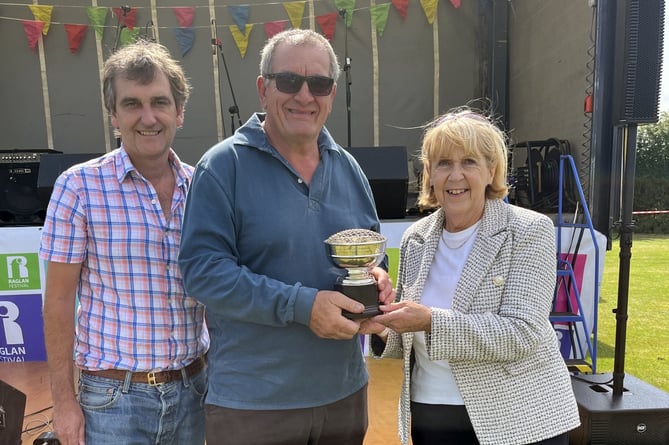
[211,19,243,136]
[112,7,129,53]
[144,20,156,42]
[339,9,352,148]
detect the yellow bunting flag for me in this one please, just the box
[420,0,438,25]
[283,1,306,29]
[229,24,254,58]
[28,5,53,35]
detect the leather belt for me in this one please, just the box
[82,356,205,386]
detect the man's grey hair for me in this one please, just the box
[259,29,341,81]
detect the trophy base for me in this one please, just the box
[336,281,382,319]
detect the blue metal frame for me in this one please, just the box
[553,155,601,373]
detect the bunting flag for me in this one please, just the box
[22,20,45,50]
[316,12,337,41]
[1,1,467,58]
[86,7,108,40]
[120,26,141,46]
[229,24,253,58]
[228,5,250,34]
[392,0,409,20]
[28,5,53,35]
[64,24,88,54]
[174,27,195,57]
[335,0,355,27]
[420,0,438,24]
[370,4,391,37]
[265,20,289,39]
[172,7,195,28]
[283,1,306,29]
[112,7,137,30]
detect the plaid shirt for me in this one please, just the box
[39,148,208,372]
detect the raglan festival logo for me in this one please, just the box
[1,253,41,291]
[0,253,46,361]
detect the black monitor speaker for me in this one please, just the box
[569,374,669,444]
[0,379,27,445]
[346,146,408,219]
[0,150,102,226]
[0,149,61,225]
[37,152,102,203]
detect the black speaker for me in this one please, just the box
[613,0,665,124]
[0,379,27,445]
[0,149,60,226]
[346,146,408,219]
[569,373,669,445]
[37,152,102,205]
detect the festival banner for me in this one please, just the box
[0,227,47,362]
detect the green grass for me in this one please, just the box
[595,233,669,392]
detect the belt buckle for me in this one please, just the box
[147,370,162,386]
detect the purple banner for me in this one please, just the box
[0,294,46,362]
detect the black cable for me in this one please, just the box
[25,405,54,418]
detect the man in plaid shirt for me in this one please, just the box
[39,40,208,445]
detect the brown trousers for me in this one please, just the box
[204,385,368,445]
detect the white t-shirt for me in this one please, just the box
[411,221,480,405]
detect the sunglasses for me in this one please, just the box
[264,72,335,96]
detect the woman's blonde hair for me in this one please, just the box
[417,107,509,209]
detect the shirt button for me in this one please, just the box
[151,198,157,205]
[297,178,303,184]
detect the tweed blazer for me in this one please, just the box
[377,199,580,445]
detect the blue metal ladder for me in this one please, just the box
[550,155,601,373]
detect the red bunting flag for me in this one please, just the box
[316,12,338,41]
[450,0,462,8]
[392,0,409,20]
[264,21,288,39]
[172,7,195,28]
[64,24,88,53]
[112,7,137,30]
[22,20,45,51]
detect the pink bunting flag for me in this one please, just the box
[64,24,88,54]
[173,7,195,28]
[22,20,45,51]
[112,7,137,30]
[392,0,409,20]
[450,0,461,8]
[264,21,288,39]
[316,12,338,41]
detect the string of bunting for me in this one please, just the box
[0,0,462,57]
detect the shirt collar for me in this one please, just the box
[115,146,189,191]
[234,112,342,157]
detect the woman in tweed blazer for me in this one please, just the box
[365,109,580,445]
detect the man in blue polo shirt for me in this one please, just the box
[178,29,394,444]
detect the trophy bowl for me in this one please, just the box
[324,229,387,318]
[325,229,386,270]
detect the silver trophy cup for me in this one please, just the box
[325,229,387,319]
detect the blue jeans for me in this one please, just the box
[78,368,207,445]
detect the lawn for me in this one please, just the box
[595,233,669,392]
